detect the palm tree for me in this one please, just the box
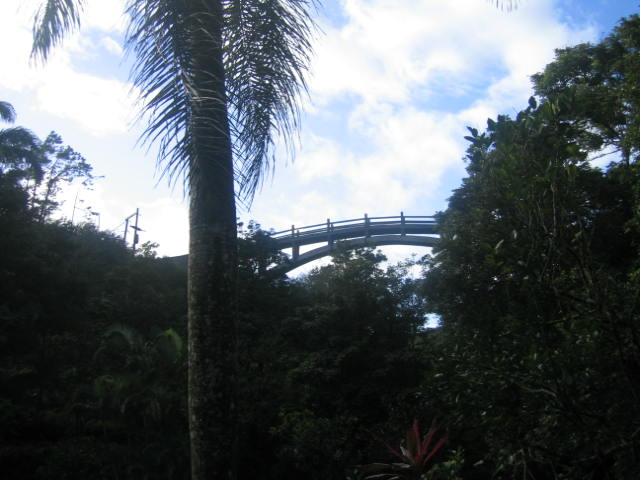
[30,1,316,479]
[0,101,42,180]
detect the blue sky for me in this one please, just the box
[0,0,637,269]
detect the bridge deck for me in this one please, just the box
[272,215,437,249]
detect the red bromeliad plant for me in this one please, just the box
[357,419,448,479]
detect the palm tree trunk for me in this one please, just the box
[186,2,238,479]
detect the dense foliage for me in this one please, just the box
[0,129,430,478]
[421,14,640,479]
[2,12,640,480]
[0,178,428,479]
[0,186,189,479]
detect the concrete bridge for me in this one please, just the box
[269,213,438,274]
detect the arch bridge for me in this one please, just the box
[269,213,438,274]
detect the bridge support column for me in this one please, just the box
[327,218,333,249]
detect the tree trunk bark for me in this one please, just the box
[186,2,238,479]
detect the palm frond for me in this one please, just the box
[126,0,316,201]
[31,0,85,63]
[224,0,318,201]
[488,0,521,11]
[0,101,17,123]
[125,0,196,190]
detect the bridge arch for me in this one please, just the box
[269,214,438,274]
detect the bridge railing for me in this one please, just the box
[271,213,437,242]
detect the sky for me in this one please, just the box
[0,0,638,271]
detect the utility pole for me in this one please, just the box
[131,208,141,252]
[123,208,141,251]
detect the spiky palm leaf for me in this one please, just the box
[224,0,316,199]
[124,0,194,187]
[125,0,316,200]
[31,0,85,63]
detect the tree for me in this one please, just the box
[0,103,94,221]
[421,17,640,476]
[30,131,97,222]
[0,101,42,182]
[263,249,428,480]
[30,1,316,478]
[532,14,640,164]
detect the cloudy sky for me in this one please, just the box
[0,0,637,266]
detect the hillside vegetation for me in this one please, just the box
[1,13,640,480]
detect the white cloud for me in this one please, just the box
[101,36,125,56]
[0,1,134,136]
[36,72,134,136]
[294,134,351,181]
[138,197,189,256]
[335,107,463,212]
[83,0,128,32]
[286,0,600,226]
[310,0,596,110]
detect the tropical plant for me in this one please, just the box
[93,324,185,428]
[0,100,42,181]
[357,420,449,480]
[30,1,316,478]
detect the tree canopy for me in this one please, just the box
[421,14,640,478]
